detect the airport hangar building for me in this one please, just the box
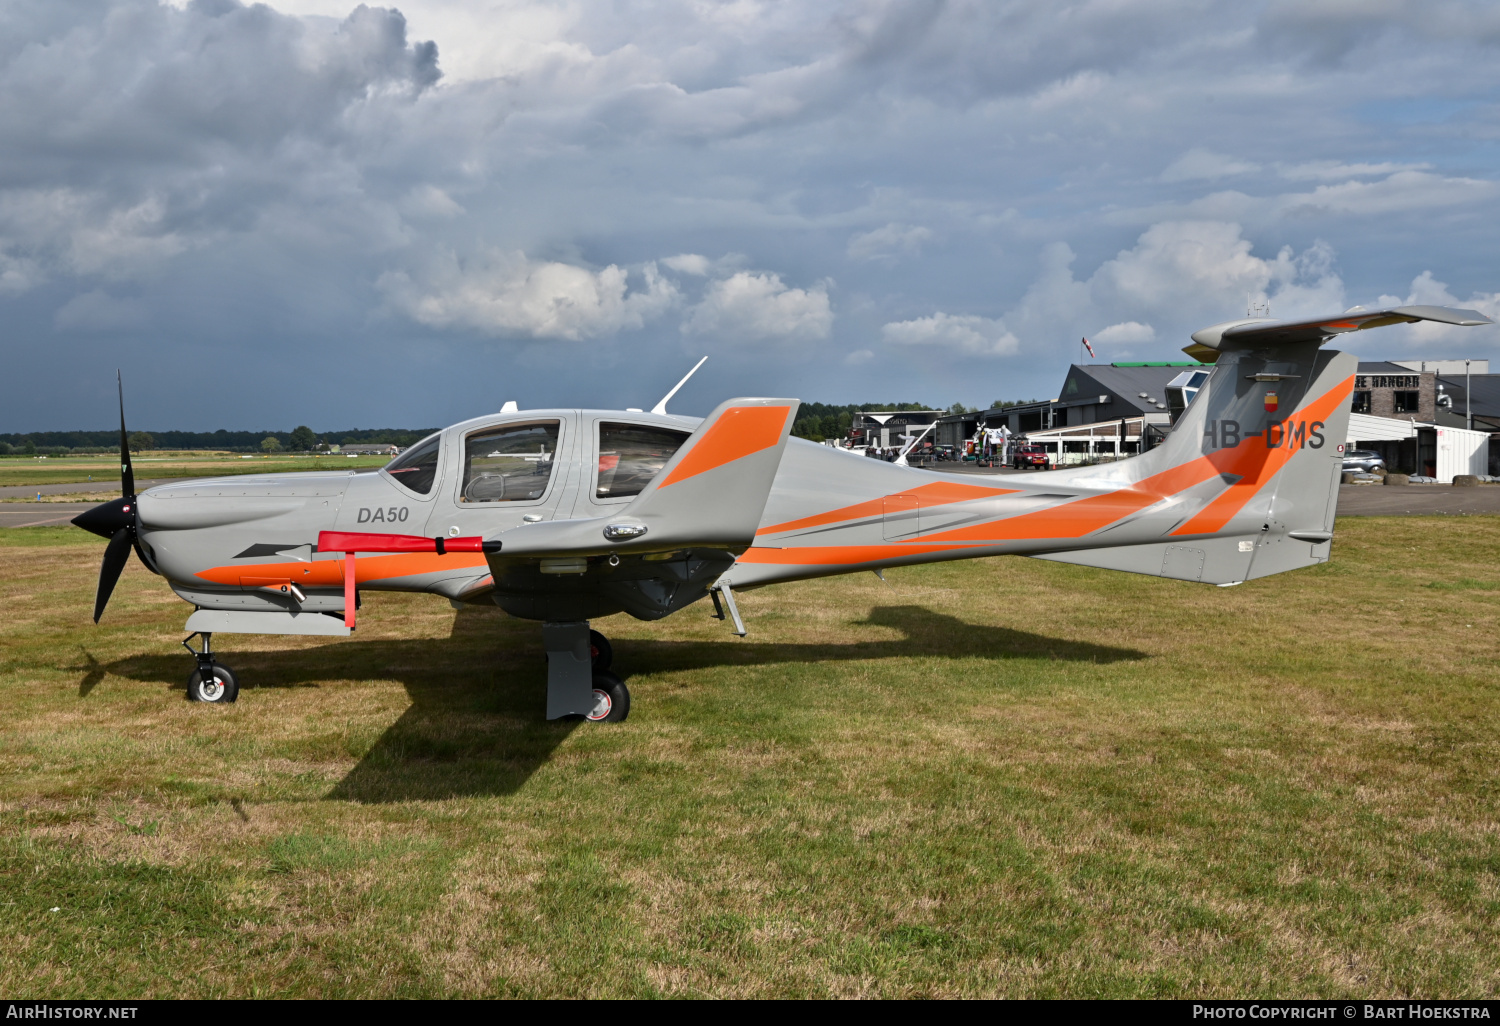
[933,358,1500,478]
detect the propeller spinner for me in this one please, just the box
[72,372,139,622]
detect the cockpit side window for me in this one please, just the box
[462,421,560,503]
[597,422,691,499]
[383,433,441,495]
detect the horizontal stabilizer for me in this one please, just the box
[1184,304,1493,361]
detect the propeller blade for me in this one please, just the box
[117,370,134,499]
[93,527,133,623]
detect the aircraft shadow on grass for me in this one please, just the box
[85,603,1146,802]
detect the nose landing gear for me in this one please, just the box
[182,632,238,704]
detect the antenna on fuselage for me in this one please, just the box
[651,356,708,415]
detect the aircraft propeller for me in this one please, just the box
[71,372,142,622]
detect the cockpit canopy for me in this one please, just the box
[380,412,692,507]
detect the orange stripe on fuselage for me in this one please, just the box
[658,405,790,488]
[754,374,1355,556]
[916,455,1220,543]
[195,552,488,587]
[758,480,1017,535]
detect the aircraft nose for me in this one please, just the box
[72,496,135,539]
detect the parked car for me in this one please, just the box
[1011,444,1052,470]
[1342,449,1386,474]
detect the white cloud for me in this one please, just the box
[846,223,933,262]
[1087,221,1345,323]
[1093,321,1155,344]
[882,312,1019,357]
[1371,272,1500,348]
[1160,150,1260,183]
[400,185,465,220]
[1278,161,1431,181]
[918,223,1347,365]
[379,252,678,340]
[843,348,874,365]
[682,271,833,341]
[662,253,711,276]
[1276,171,1499,217]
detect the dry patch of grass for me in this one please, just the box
[1,517,1499,997]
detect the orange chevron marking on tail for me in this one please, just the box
[758,480,1017,536]
[1171,374,1353,536]
[658,405,790,488]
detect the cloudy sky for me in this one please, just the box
[4,0,1500,431]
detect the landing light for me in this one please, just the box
[603,523,648,541]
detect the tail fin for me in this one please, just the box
[1037,304,1489,583]
[1034,340,1353,584]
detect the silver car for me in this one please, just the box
[1342,449,1386,473]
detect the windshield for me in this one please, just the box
[383,433,441,495]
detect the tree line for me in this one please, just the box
[0,426,437,456]
[2,398,1050,454]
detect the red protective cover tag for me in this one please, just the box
[319,531,437,553]
[318,531,487,554]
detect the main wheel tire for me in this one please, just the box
[585,670,629,723]
[187,663,238,704]
[589,629,613,671]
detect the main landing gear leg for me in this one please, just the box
[182,631,238,704]
[543,621,629,723]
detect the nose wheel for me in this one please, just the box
[188,663,239,703]
[182,631,238,704]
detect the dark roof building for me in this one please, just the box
[935,362,1200,449]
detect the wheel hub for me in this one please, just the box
[586,688,612,721]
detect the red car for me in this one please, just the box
[1011,444,1051,470]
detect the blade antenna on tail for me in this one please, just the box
[651,356,708,416]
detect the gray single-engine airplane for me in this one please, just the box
[74,303,1491,719]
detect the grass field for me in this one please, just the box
[0,453,391,489]
[2,517,1498,998]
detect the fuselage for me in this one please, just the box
[135,344,1352,628]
